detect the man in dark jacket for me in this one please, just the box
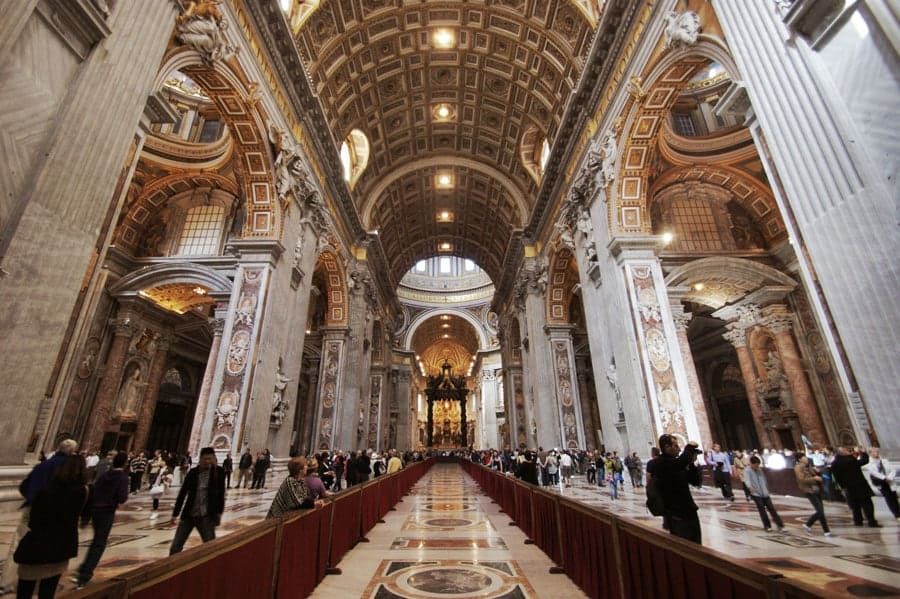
[516,451,540,485]
[74,451,129,587]
[654,435,702,543]
[169,447,226,554]
[237,448,253,489]
[831,446,881,527]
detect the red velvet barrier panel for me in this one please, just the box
[360,480,381,537]
[531,491,562,567]
[500,474,516,517]
[616,526,767,599]
[315,501,333,585]
[277,508,325,599]
[378,475,393,519]
[329,489,362,567]
[513,481,534,540]
[128,528,277,599]
[557,502,619,599]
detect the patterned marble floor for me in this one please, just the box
[1,465,898,597]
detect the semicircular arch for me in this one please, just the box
[402,308,489,352]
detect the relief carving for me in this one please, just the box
[663,10,701,50]
[175,1,236,65]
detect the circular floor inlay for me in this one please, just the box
[424,518,472,527]
[406,568,493,594]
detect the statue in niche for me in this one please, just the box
[292,233,304,270]
[115,364,147,420]
[606,362,625,418]
[175,1,236,66]
[270,365,290,427]
[663,11,701,49]
[555,222,575,250]
[757,350,793,409]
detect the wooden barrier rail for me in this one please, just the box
[460,460,808,599]
[67,459,434,599]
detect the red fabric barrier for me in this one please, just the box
[315,501,333,584]
[616,526,767,599]
[328,489,362,567]
[378,475,393,519]
[360,480,381,537]
[277,508,327,599]
[513,481,534,540]
[557,501,619,599]
[531,491,562,567]
[500,474,516,516]
[128,528,277,599]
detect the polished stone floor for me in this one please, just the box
[0,464,898,597]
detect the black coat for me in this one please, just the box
[831,453,874,499]
[15,482,87,565]
[172,465,226,520]
[652,446,700,516]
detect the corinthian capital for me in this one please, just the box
[722,326,747,348]
[761,306,794,334]
[735,303,762,327]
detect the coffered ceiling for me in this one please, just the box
[291,0,596,283]
[411,313,480,375]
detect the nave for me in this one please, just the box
[2,463,898,597]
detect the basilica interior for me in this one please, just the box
[0,0,897,505]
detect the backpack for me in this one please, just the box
[645,477,665,516]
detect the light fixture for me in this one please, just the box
[436,172,453,188]
[693,282,705,291]
[433,28,456,49]
[438,242,452,251]
[278,0,292,13]
[661,231,674,244]
[442,324,450,329]
[306,329,311,334]
[442,334,450,339]
[441,315,450,321]
[193,287,207,295]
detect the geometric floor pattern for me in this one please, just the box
[1,464,898,597]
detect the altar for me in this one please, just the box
[425,359,470,448]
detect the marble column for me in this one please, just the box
[480,369,500,450]
[722,327,770,449]
[335,264,374,450]
[575,370,598,450]
[761,305,827,445]
[670,304,714,449]
[714,0,897,451]
[393,366,413,451]
[84,318,135,451]
[520,265,559,449]
[546,326,586,450]
[312,330,347,452]
[188,316,225,457]
[0,0,179,464]
[132,335,172,452]
[297,358,319,455]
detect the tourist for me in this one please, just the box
[560,450,573,488]
[304,458,332,501]
[169,447,226,554]
[147,450,166,490]
[653,435,702,543]
[862,448,899,520]
[236,448,253,489]
[732,451,751,501]
[744,456,785,532]
[149,466,172,519]
[709,443,736,505]
[266,457,315,518]
[516,451,539,486]
[794,454,832,537]
[14,455,88,599]
[221,453,233,489]
[831,446,881,527]
[73,452,129,588]
[128,452,147,494]
[386,449,403,474]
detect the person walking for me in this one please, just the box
[128,452,147,494]
[831,446,881,527]
[168,447,226,554]
[1,439,78,595]
[13,455,88,599]
[653,435,702,543]
[862,448,900,520]
[794,454,832,537]
[744,456,785,532]
[73,452,129,588]
[732,451,751,501]
[560,451,573,488]
[709,443,736,505]
[251,452,268,490]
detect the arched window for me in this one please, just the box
[339,129,370,189]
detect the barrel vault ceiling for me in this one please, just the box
[290,0,597,284]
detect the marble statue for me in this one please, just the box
[270,366,290,427]
[115,365,146,419]
[175,1,236,65]
[664,11,701,50]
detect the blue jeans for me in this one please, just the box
[169,516,217,554]
[804,492,830,533]
[77,510,116,583]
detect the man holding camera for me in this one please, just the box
[653,435,702,544]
